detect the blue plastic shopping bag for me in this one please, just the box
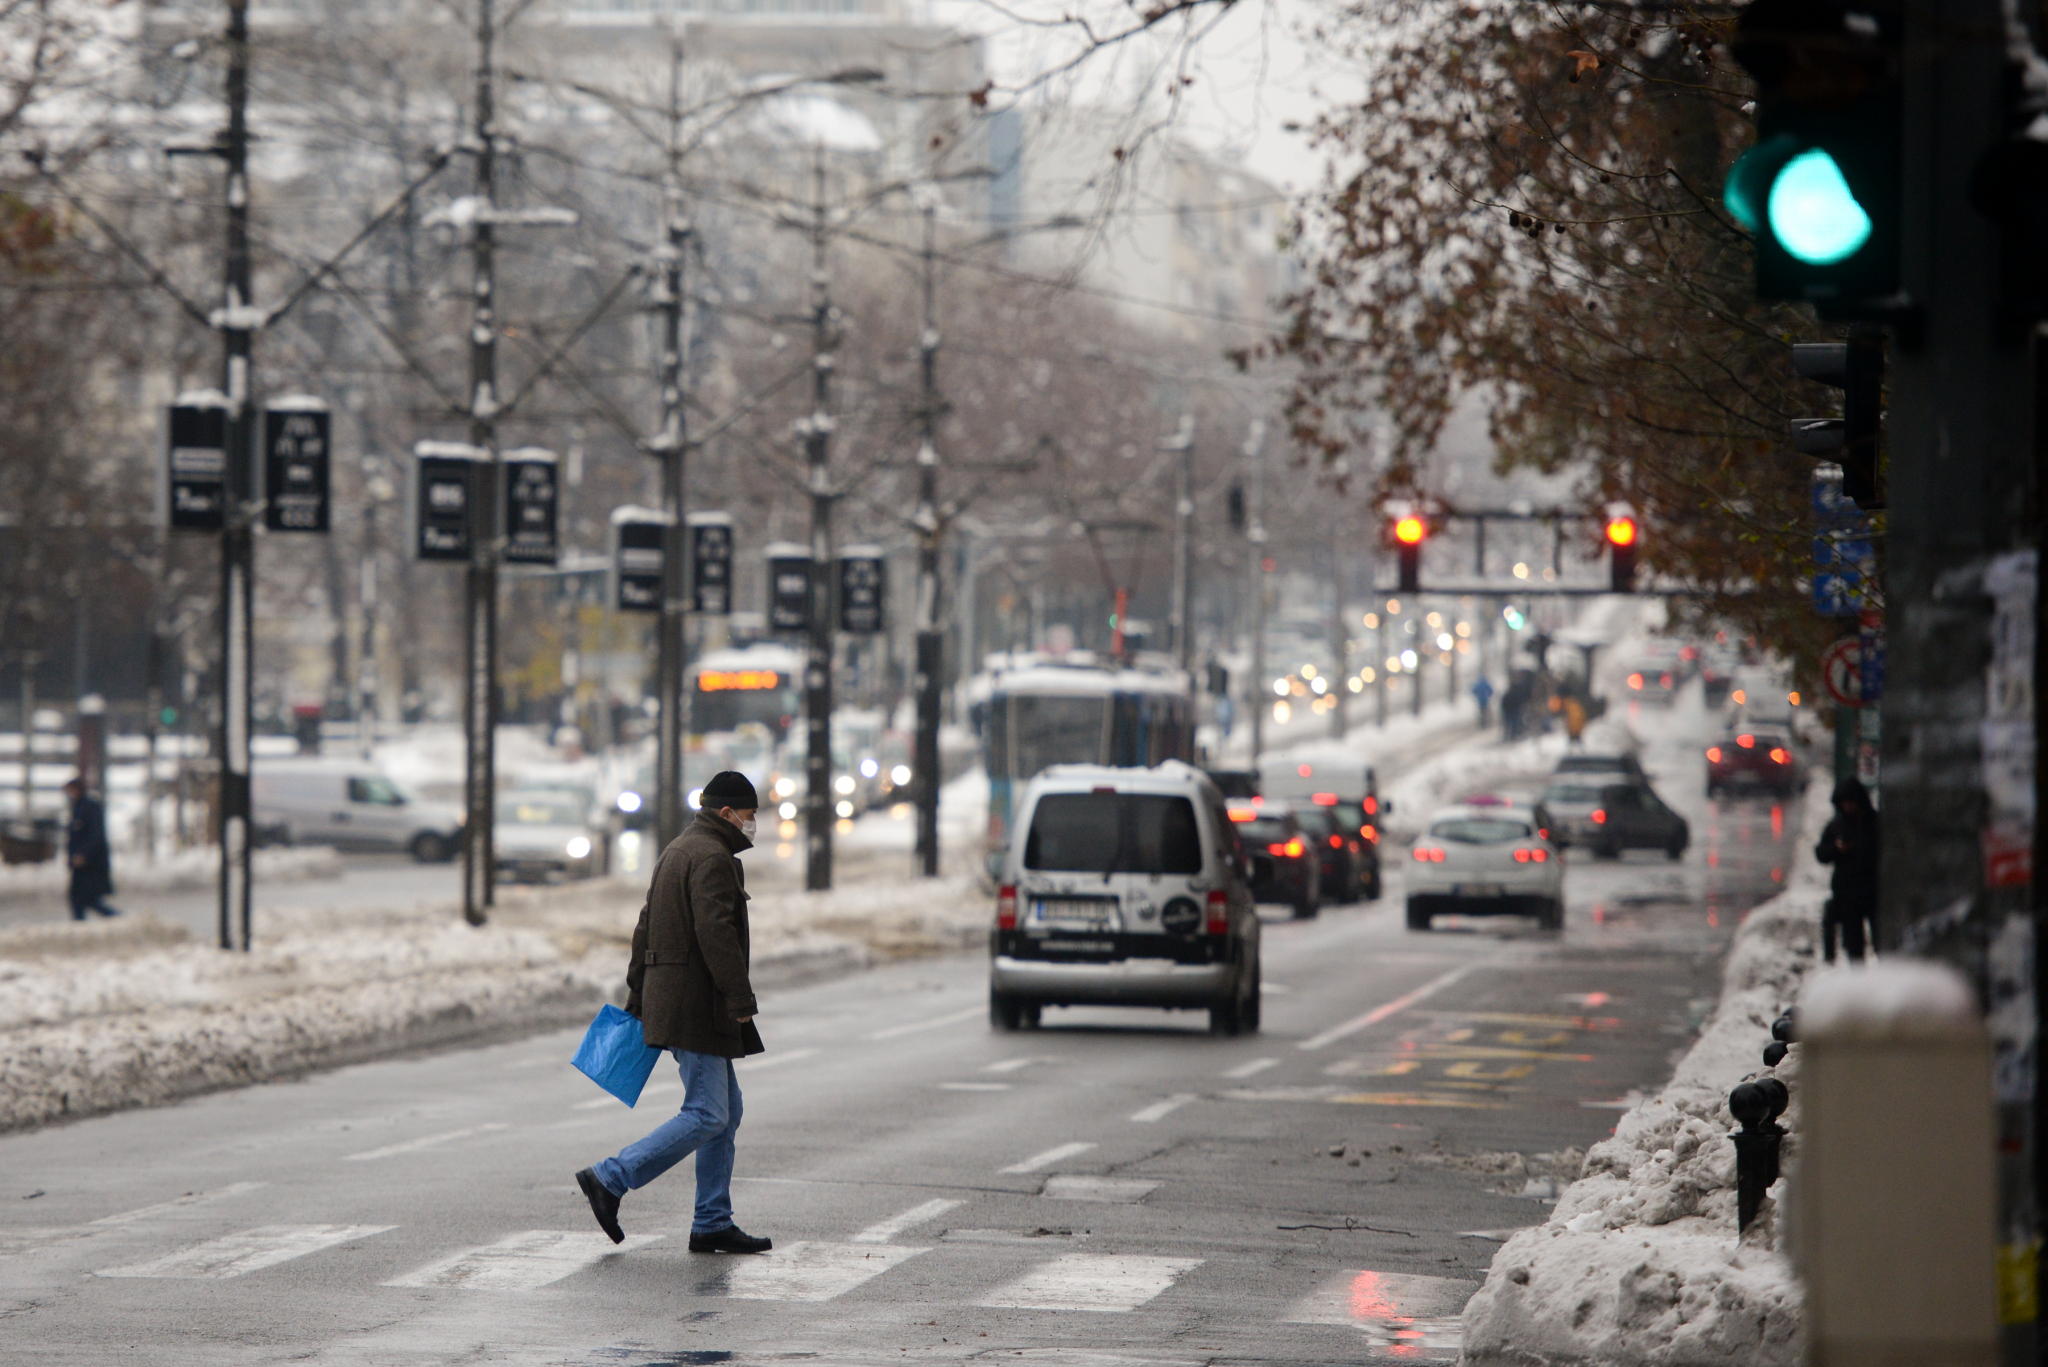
[572,1004,662,1107]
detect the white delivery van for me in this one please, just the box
[252,761,463,861]
[989,760,1261,1035]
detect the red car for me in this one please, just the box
[1706,729,1801,798]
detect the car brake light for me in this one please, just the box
[1228,809,1256,822]
[1538,827,1550,840]
[1361,824,1378,842]
[1205,889,1228,935]
[1329,834,1344,848]
[996,885,1017,930]
[1286,837,1305,857]
[1661,672,1674,687]
[1628,673,1644,689]
[1312,792,1338,805]
[1532,848,1548,862]
[1591,809,1607,823]
[1769,748,1789,764]
[1413,846,1445,862]
[1363,796,1378,815]
[1737,734,1755,748]
[1706,747,1722,762]
[1514,848,1531,862]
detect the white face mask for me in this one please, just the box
[739,817,758,839]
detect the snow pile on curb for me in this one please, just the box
[0,859,988,1134]
[1459,780,1831,1366]
[0,844,343,903]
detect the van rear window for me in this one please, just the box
[1024,794,1203,874]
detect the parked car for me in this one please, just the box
[1405,802,1563,930]
[495,790,607,882]
[251,761,462,861]
[1706,729,1803,798]
[1293,800,1368,904]
[1330,798,1384,900]
[1553,752,1646,786]
[1535,780,1689,860]
[989,761,1261,1035]
[1227,801,1322,918]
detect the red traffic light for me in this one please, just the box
[1604,515,1638,547]
[1393,514,1427,545]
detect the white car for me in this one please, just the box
[495,791,606,883]
[1405,801,1563,931]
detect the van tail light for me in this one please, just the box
[1329,834,1344,849]
[1769,748,1790,764]
[1361,824,1378,842]
[1363,796,1378,815]
[1591,809,1607,824]
[1706,747,1722,763]
[996,885,1018,930]
[1205,889,1228,935]
[1627,673,1644,689]
[1736,734,1755,749]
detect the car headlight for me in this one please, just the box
[566,836,592,859]
[778,801,798,820]
[615,791,642,814]
[773,777,796,799]
[835,800,855,818]
[859,758,879,779]
[834,775,856,795]
[891,764,912,785]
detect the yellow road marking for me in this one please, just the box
[1330,1092,1512,1109]
[1443,1061,1537,1082]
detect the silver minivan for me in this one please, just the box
[252,761,463,861]
[989,760,1261,1035]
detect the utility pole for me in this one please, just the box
[649,41,694,854]
[1164,414,1195,677]
[801,150,837,892]
[217,0,256,953]
[460,0,502,928]
[1243,420,1267,768]
[1375,610,1387,728]
[913,198,943,878]
[1328,531,1347,739]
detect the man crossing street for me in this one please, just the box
[576,771,772,1254]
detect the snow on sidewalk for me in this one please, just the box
[1457,780,1831,1366]
[0,845,342,904]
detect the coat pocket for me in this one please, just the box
[710,991,741,1035]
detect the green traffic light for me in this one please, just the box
[1502,607,1525,630]
[159,707,179,726]
[1766,150,1872,265]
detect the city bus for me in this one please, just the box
[977,664,1196,877]
[688,644,804,741]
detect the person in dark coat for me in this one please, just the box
[576,770,770,1254]
[1814,777,1879,962]
[63,776,120,921]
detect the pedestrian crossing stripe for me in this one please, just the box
[385,1230,662,1290]
[1041,1176,1157,1203]
[721,1241,930,1302]
[96,1224,394,1279]
[979,1253,1203,1312]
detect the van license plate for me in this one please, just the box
[1034,899,1113,928]
[1455,883,1504,898]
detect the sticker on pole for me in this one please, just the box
[1821,637,1865,707]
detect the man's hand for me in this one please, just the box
[735,1015,754,1023]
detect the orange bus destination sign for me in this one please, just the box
[696,670,781,692]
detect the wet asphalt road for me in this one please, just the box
[0,684,1802,1365]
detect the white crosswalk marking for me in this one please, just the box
[940,1082,1010,1092]
[982,1056,1051,1073]
[850,1199,964,1244]
[1285,1269,1475,1352]
[721,1241,929,1302]
[979,1253,1203,1312]
[1041,1176,1158,1204]
[343,1123,508,1161]
[96,1224,393,1280]
[999,1141,1095,1174]
[866,1006,986,1042]
[89,1182,268,1226]
[1129,1094,1197,1123]
[384,1230,661,1290]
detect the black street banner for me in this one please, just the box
[503,449,559,565]
[168,401,229,533]
[838,547,885,634]
[690,513,734,615]
[263,400,330,533]
[613,509,664,613]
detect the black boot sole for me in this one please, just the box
[576,1169,625,1245]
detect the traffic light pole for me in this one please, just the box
[802,154,836,892]
[913,203,942,878]
[1242,421,1267,768]
[650,88,693,855]
[460,0,501,928]
[1164,415,1195,676]
[217,0,255,953]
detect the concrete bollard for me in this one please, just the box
[1794,961,1996,1366]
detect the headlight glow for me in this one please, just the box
[778,801,798,820]
[835,800,855,818]
[772,777,796,798]
[615,791,642,814]
[859,758,879,778]
[891,764,912,785]
[566,836,592,859]
[687,787,704,809]
[834,775,856,795]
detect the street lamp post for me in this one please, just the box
[801,151,837,893]
[1242,420,1267,768]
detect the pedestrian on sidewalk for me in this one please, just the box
[577,770,772,1255]
[1815,777,1880,963]
[63,775,120,922]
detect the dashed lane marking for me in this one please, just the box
[979,1253,1203,1312]
[866,1006,986,1042]
[89,1182,267,1226]
[999,1142,1096,1174]
[721,1241,930,1302]
[1298,964,1484,1051]
[1041,1176,1158,1204]
[983,1056,1053,1073]
[343,1123,509,1161]
[96,1224,394,1280]
[1222,1057,1278,1079]
[850,1199,965,1245]
[384,1230,661,1290]
[1128,1095,1197,1123]
[940,1082,1011,1092]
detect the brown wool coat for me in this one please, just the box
[624,812,765,1059]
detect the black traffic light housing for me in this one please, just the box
[1390,509,1426,593]
[1790,330,1884,508]
[1398,544,1420,594]
[1727,0,1903,315]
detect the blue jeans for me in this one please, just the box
[592,1049,742,1234]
